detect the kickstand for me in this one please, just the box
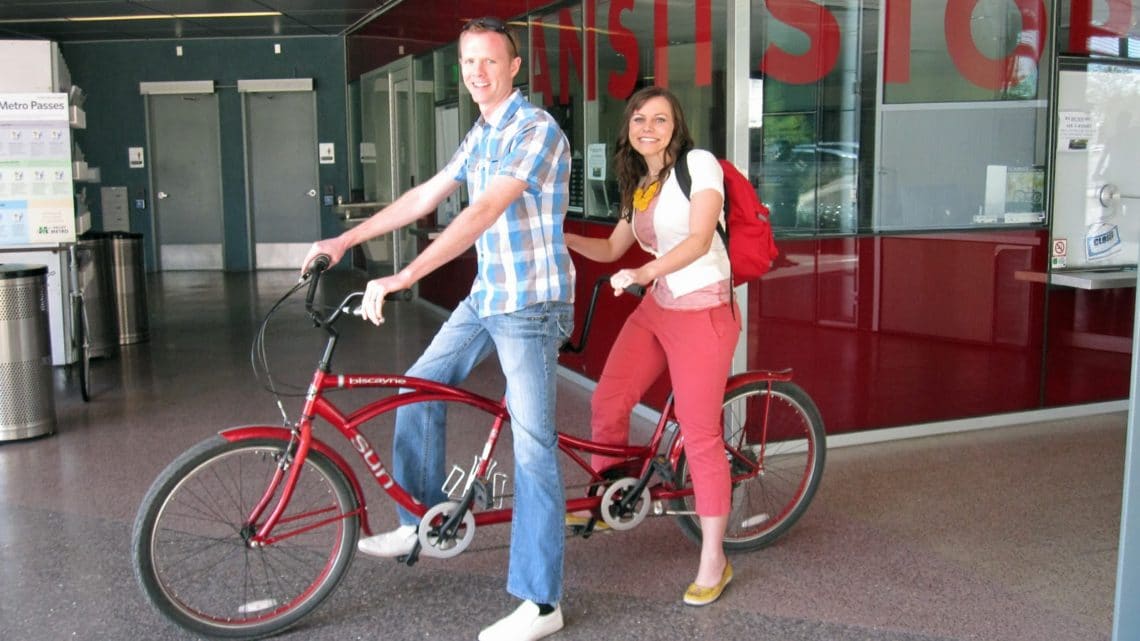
[399,540,422,567]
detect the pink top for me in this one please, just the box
[632,194,731,310]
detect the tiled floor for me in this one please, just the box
[0,270,1123,641]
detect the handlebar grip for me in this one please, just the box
[343,288,415,318]
[561,275,639,354]
[306,254,331,276]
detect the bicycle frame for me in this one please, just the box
[132,266,825,641]
[227,269,795,549]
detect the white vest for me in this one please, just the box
[630,149,731,296]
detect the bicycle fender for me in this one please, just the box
[218,426,374,536]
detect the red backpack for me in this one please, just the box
[675,153,779,282]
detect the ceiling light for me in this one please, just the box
[0,12,282,25]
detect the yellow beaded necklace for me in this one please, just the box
[632,180,660,212]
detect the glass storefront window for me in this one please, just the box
[530,0,726,220]
[432,42,461,104]
[358,66,388,203]
[750,0,1055,234]
[752,1,871,235]
[1060,0,1140,58]
[875,0,1051,232]
[529,5,586,213]
[373,0,1071,236]
[883,0,1047,103]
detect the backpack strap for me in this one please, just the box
[675,151,693,200]
[675,152,728,250]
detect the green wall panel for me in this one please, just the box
[62,36,349,271]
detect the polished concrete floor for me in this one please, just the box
[0,270,1124,641]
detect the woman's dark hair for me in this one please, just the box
[613,86,694,221]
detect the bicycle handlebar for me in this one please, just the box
[337,289,414,321]
[300,256,414,328]
[301,259,635,347]
[302,254,332,310]
[560,275,644,354]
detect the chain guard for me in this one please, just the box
[417,501,476,558]
[599,477,650,531]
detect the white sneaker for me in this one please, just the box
[357,524,417,558]
[478,601,563,641]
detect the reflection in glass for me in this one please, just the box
[532,0,726,220]
[753,1,867,234]
[883,0,1048,103]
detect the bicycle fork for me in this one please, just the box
[243,380,363,547]
[241,429,315,547]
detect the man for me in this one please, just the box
[301,16,574,641]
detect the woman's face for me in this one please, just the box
[628,96,674,166]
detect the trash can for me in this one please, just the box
[76,234,118,358]
[0,264,56,441]
[106,232,149,345]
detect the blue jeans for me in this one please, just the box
[392,296,573,604]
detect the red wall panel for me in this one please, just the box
[416,223,1132,434]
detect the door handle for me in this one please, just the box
[1099,183,1140,207]
[157,191,169,200]
[307,189,317,197]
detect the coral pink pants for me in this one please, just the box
[591,294,740,516]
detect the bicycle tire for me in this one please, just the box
[73,294,91,402]
[670,380,826,551]
[132,436,359,638]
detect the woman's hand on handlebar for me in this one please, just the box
[301,239,347,278]
[361,271,413,326]
[609,268,650,297]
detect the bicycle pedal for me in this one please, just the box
[577,523,611,538]
[572,526,595,539]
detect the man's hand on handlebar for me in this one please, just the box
[361,271,414,326]
[301,239,348,279]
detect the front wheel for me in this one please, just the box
[671,380,826,551]
[132,436,359,638]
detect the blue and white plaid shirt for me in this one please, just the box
[444,90,575,317]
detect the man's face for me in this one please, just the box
[459,30,520,114]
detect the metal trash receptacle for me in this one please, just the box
[106,232,149,345]
[0,264,56,441]
[77,234,118,358]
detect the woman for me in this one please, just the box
[564,86,740,606]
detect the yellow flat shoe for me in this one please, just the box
[565,513,610,531]
[683,562,733,606]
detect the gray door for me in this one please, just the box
[147,93,224,270]
[243,90,320,269]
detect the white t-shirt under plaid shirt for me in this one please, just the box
[444,90,576,317]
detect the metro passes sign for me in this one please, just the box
[531,0,1135,103]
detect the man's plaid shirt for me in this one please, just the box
[444,90,576,317]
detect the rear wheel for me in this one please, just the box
[671,380,825,551]
[132,436,359,638]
